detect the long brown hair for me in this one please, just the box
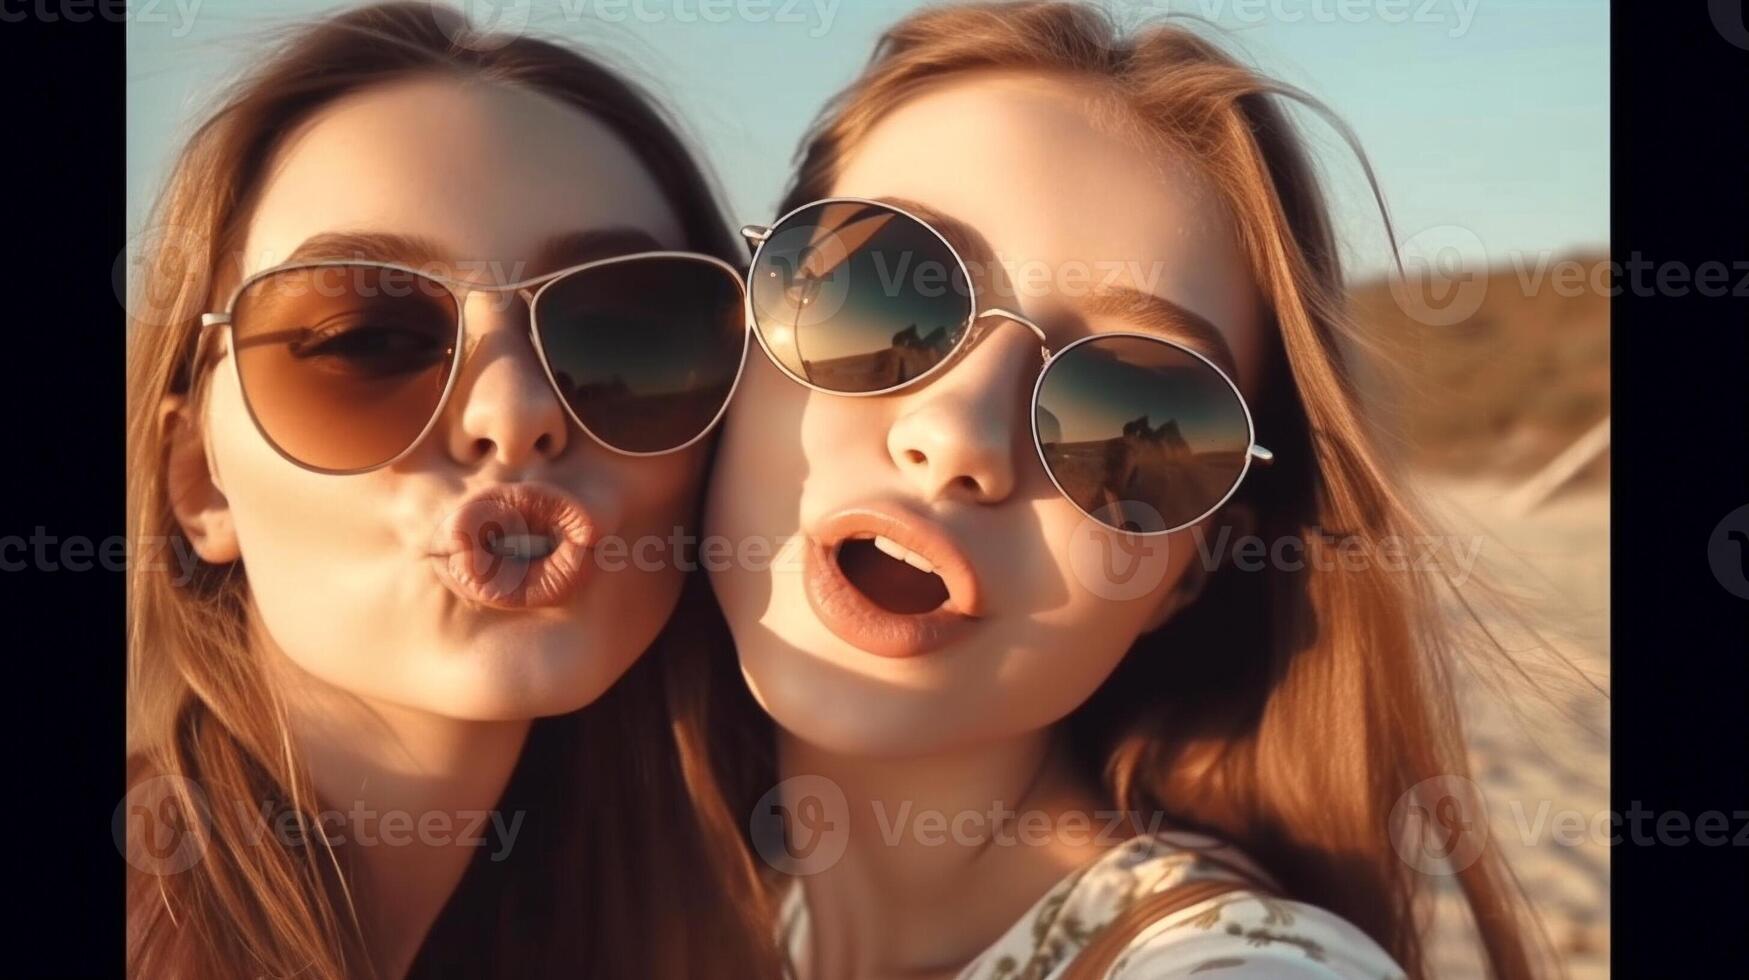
[125,4,774,977]
[768,3,1553,977]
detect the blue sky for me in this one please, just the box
[127,0,1607,280]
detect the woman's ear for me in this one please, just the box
[161,394,240,564]
[1138,502,1257,634]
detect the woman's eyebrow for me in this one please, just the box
[284,231,446,266]
[279,228,668,278]
[1077,286,1239,377]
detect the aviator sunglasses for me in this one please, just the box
[740,198,1273,535]
[199,252,748,474]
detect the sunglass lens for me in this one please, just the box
[230,264,458,472]
[1034,336,1252,533]
[749,201,971,393]
[534,256,746,454]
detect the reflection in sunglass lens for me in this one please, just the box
[1035,336,1252,533]
[535,256,745,454]
[231,264,458,473]
[750,201,972,393]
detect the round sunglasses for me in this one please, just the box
[198,253,749,474]
[740,197,1273,535]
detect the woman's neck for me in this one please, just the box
[264,641,532,980]
[779,729,1113,980]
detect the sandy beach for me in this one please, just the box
[1417,476,1610,980]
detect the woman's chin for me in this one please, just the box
[429,633,642,721]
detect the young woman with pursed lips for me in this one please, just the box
[125,5,775,978]
[705,3,1549,978]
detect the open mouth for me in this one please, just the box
[835,535,950,614]
[802,504,981,658]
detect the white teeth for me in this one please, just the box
[486,532,556,560]
[872,534,936,575]
[903,551,936,574]
[871,534,906,561]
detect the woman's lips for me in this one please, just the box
[428,483,595,610]
[803,503,983,658]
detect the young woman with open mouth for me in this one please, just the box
[124,5,775,978]
[705,3,1548,978]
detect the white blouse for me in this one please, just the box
[781,832,1408,980]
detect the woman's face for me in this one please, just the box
[173,76,705,721]
[706,74,1266,756]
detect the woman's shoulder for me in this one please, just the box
[1106,886,1405,980]
[964,832,1404,980]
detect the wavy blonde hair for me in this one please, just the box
[125,4,776,977]
[764,3,1559,977]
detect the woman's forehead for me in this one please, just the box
[238,75,685,279]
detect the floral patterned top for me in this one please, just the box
[781,832,1407,980]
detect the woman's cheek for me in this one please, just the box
[1021,498,1190,650]
[614,446,704,547]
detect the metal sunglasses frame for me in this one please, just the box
[739,196,1273,535]
[199,251,751,476]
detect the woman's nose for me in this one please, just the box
[442,291,570,469]
[883,322,1038,505]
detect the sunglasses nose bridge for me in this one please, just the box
[453,281,535,335]
[974,307,1053,364]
